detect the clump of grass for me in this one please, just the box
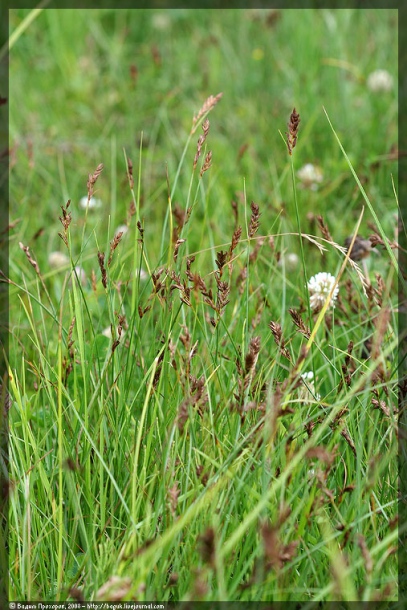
[7,8,399,604]
[7,93,400,602]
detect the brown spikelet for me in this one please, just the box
[249,201,260,238]
[193,119,210,170]
[59,199,72,232]
[215,277,230,317]
[19,242,40,275]
[58,199,72,247]
[269,321,291,361]
[193,134,206,171]
[286,108,300,155]
[245,336,261,375]
[97,251,107,288]
[317,215,333,243]
[173,239,186,263]
[169,270,191,307]
[200,151,212,177]
[229,226,242,258]
[288,308,310,338]
[137,220,144,244]
[192,92,223,133]
[108,232,124,267]
[127,200,136,225]
[340,427,357,456]
[127,157,134,190]
[111,313,126,354]
[87,163,104,199]
[233,336,261,418]
[215,250,228,277]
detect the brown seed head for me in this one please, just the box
[286,108,300,155]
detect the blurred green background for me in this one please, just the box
[9,8,397,271]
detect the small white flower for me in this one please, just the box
[301,371,314,382]
[278,252,299,271]
[297,163,323,191]
[300,371,321,402]
[115,224,129,237]
[102,326,112,339]
[307,468,316,480]
[79,196,102,210]
[307,272,339,311]
[151,12,171,30]
[366,69,393,93]
[48,251,70,269]
[137,268,148,281]
[73,265,87,286]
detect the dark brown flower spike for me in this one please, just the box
[248,201,260,238]
[286,108,300,155]
[97,251,107,288]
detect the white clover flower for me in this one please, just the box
[301,371,315,382]
[115,224,129,237]
[48,251,70,269]
[151,12,171,30]
[102,326,125,341]
[137,268,148,281]
[102,326,112,339]
[297,163,323,191]
[307,272,339,311]
[79,196,102,210]
[73,265,87,286]
[278,252,299,272]
[366,69,393,93]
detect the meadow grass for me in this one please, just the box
[6,8,401,603]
